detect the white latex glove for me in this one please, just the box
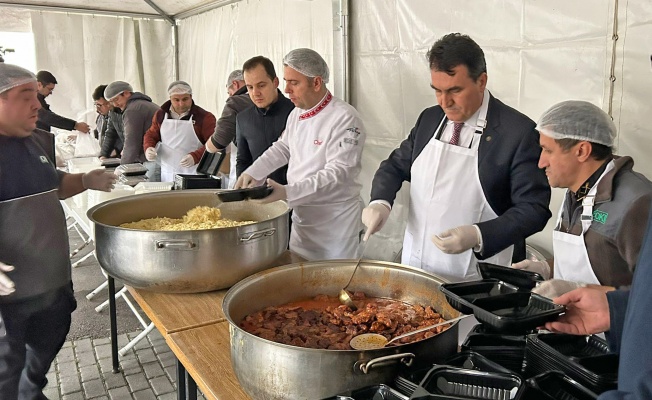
[431,225,480,254]
[532,279,585,299]
[235,173,256,189]
[179,154,195,168]
[82,169,117,192]
[252,179,286,204]
[74,121,90,133]
[512,259,551,280]
[145,147,157,161]
[0,261,16,296]
[361,203,391,242]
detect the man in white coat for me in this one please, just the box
[236,48,365,261]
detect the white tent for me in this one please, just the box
[2,0,652,260]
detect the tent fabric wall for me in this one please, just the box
[30,12,173,129]
[177,0,333,122]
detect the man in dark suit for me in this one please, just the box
[363,33,551,282]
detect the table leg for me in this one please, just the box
[177,358,187,400]
[187,371,197,400]
[108,276,120,373]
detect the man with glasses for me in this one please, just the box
[205,70,254,187]
[35,70,90,134]
[91,84,123,158]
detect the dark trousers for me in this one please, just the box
[0,285,76,400]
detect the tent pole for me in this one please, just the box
[332,0,350,103]
[0,2,164,20]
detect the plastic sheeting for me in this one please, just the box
[177,0,333,123]
[30,12,173,127]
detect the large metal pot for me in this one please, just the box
[223,260,460,399]
[87,190,289,293]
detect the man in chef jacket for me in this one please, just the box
[363,33,551,282]
[516,101,652,299]
[236,48,365,261]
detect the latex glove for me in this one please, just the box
[74,121,90,133]
[431,225,480,254]
[82,169,117,192]
[0,261,16,296]
[235,173,256,189]
[512,259,551,280]
[145,147,157,161]
[252,179,286,204]
[361,203,390,242]
[179,154,195,168]
[544,287,611,335]
[532,279,585,299]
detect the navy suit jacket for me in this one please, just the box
[370,94,551,262]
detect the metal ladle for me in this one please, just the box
[349,314,471,350]
[338,240,369,311]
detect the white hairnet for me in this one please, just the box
[104,81,133,100]
[226,70,243,87]
[283,48,329,83]
[168,80,192,96]
[537,100,616,148]
[0,63,36,95]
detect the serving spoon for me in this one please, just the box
[338,240,369,311]
[349,314,471,350]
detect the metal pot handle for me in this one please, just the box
[239,228,276,243]
[354,353,415,374]
[155,239,197,250]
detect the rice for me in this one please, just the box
[120,206,255,231]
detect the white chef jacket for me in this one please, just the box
[245,91,365,260]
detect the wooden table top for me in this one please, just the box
[127,250,304,335]
[167,322,251,400]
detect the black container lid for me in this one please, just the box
[217,185,273,202]
[196,149,226,176]
[478,263,544,290]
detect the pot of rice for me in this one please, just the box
[87,190,290,293]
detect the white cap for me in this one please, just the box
[0,63,36,95]
[168,80,192,96]
[283,48,329,83]
[104,81,133,100]
[537,100,616,148]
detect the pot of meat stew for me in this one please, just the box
[223,260,460,400]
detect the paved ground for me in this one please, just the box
[41,222,206,399]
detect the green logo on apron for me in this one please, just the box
[593,210,608,224]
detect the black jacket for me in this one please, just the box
[370,94,551,262]
[235,91,294,184]
[36,93,76,132]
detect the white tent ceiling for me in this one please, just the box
[0,0,237,19]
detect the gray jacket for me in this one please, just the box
[210,86,254,149]
[99,109,124,158]
[121,92,159,164]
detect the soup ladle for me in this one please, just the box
[338,239,369,311]
[349,314,471,350]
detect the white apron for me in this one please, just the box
[157,114,202,182]
[291,199,363,261]
[553,160,615,284]
[228,143,237,189]
[401,92,513,282]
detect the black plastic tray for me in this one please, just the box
[469,292,565,333]
[100,158,121,168]
[478,263,544,290]
[440,279,520,314]
[322,384,408,400]
[217,185,273,202]
[524,334,617,393]
[174,174,221,190]
[516,371,598,400]
[410,366,521,400]
[461,334,527,375]
[446,351,514,375]
[196,149,225,176]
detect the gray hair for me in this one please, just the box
[226,69,243,87]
